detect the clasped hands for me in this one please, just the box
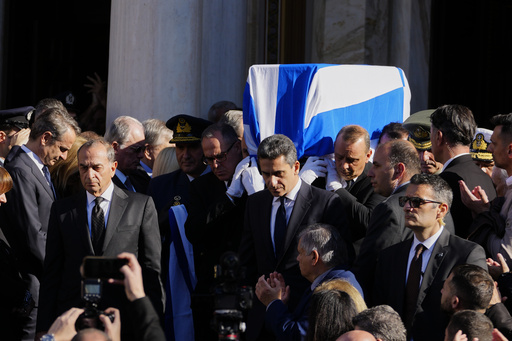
[255,271,291,307]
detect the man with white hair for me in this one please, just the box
[255,223,362,341]
[104,116,146,192]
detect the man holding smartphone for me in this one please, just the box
[36,139,162,341]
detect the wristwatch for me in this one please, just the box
[41,334,55,341]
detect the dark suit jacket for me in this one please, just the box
[374,228,487,341]
[265,266,361,341]
[1,147,55,277]
[440,154,497,238]
[334,162,385,243]
[148,169,191,213]
[239,182,351,341]
[353,183,455,302]
[36,185,163,334]
[126,166,151,193]
[129,297,166,341]
[185,172,247,293]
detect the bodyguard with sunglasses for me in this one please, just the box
[374,173,486,341]
[184,122,245,341]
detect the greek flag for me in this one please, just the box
[243,64,411,159]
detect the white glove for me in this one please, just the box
[299,156,328,185]
[326,158,343,191]
[226,156,250,198]
[242,157,265,195]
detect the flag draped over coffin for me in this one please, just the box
[243,64,411,159]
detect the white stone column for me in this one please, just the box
[106,0,247,126]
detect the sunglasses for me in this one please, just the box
[398,196,442,208]
[202,140,237,165]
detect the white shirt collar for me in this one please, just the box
[273,178,302,204]
[441,153,469,172]
[411,225,444,251]
[86,182,115,205]
[21,144,45,170]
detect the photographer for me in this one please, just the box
[39,253,164,341]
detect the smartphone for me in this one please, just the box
[82,256,128,280]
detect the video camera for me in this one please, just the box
[211,252,253,341]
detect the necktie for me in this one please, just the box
[42,166,57,199]
[274,196,287,259]
[91,197,105,255]
[346,179,354,191]
[404,243,425,329]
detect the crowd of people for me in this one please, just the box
[1,98,512,341]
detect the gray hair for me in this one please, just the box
[257,134,297,167]
[219,110,243,138]
[298,223,343,268]
[77,139,116,164]
[104,116,143,147]
[352,305,406,341]
[142,119,173,146]
[30,107,81,141]
[410,173,453,208]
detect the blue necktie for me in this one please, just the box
[42,166,56,199]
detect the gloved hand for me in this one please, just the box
[299,156,327,185]
[242,157,265,195]
[226,156,250,198]
[326,159,343,191]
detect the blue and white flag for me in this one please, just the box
[243,64,411,159]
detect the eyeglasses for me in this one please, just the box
[202,141,237,165]
[398,196,443,208]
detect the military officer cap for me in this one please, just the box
[403,109,435,151]
[0,106,34,129]
[166,114,213,143]
[471,127,493,162]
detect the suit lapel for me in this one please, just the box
[277,183,311,266]
[20,152,55,199]
[261,191,275,261]
[417,229,449,307]
[394,239,412,314]
[76,192,94,254]
[103,186,128,252]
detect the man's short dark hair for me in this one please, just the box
[430,104,476,146]
[352,305,406,341]
[448,264,493,311]
[202,122,239,146]
[386,139,421,174]
[30,107,80,141]
[378,122,409,144]
[490,113,512,142]
[257,134,297,167]
[337,125,370,152]
[410,173,453,208]
[298,223,345,267]
[445,310,493,341]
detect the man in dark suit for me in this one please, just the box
[373,173,487,341]
[0,108,80,341]
[104,115,147,192]
[184,122,246,340]
[36,139,162,340]
[239,134,352,341]
[329,125,385,244]
[430,104,497,237]
[352,139,422,299]
[255,223,362,341]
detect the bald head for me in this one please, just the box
[337,330,377,341]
